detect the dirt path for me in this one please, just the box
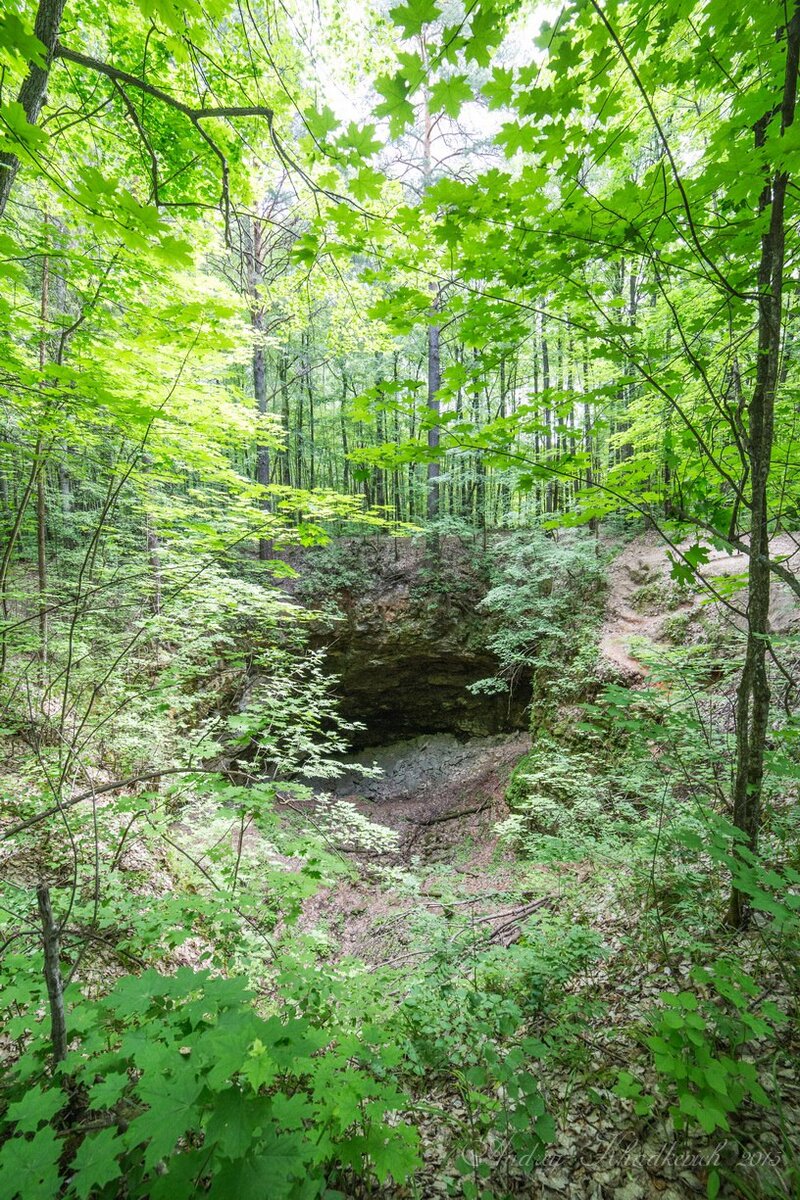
[598,532,800,679]
[599,538,677,679]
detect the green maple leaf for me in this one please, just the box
[208,1128,311,1200]
[683,543,712,571]
[339,121,382,159]
[0,1128,61,1200]
[89,1071,131,1110]
[330,202,363,236]
[4,1085,64,1134]
[396,49,424,81]
[350,165,385,202]
[428,74,473,118]
[291,233,319,267]
[465,3,507,65]
[374,71,416,137]
[434,216,461,247]
[204,1087,270,1159]
[71,1127,125,1200]
[482,65,514,109]
[365,1124,421,1183]
[0,100,49,152]
[193,1009,266,1088]
[497,121,537,156]
[125,1072,204,1170]
[389,0,442,38]
[102,968,175,1019]
[440,22,467,63]
[0,13,46,68]
[144,1149,209,1200]
[303,104,339,142]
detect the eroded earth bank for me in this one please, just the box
[270,531,800,1200]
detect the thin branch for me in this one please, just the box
[2,766,218,841]
[53,42,278,242]
[54,43,274,123]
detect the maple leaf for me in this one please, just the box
[339,122,382,159]
[482,65,515,109]
[0,1129,61,1200]
[375,71,416,137]
[389,0,442,38]
[497,121,537,156]
[71,1128,125,1200]
[428,74,473,119]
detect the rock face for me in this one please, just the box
[291,537,531,749]
[324,616,528,748]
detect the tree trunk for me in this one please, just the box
[582,355,598,536]
[426,310,441,523]
[0,0,68,218]
[295,364,304,490]
[247,217,272,561]
[541,315,553,514]
[471,350,485,531]
[36,470,47,665]
[727,0,800,928]
[37,884,67,1064]
[279,348,291,486]
[145,514,162,618]
[306,339,315,491]
[340,369,350,493]
[36,249,50,666]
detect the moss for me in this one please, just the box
[662,612,691,643]
[506,751,537,810]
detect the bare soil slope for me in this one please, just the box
[599,532,800,679]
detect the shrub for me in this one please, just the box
[499,738,639,861]
[472,529,606,704]
[0,966,419,1199]
[625,959,785,1136]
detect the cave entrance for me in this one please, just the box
[324,643,531,751]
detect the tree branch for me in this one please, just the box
[53,42,276,242]
[54,43,274,123]
[2,766,217,841]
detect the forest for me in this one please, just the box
[0,0,799,1196]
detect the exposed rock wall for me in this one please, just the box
[288,537,531,748]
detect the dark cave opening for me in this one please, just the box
[324,642,531,750]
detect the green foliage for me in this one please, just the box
[500,736,641,861]
[0,968,419,1199]
[396,943,559,1189]
[293,539,380,602]
[1,0,800,1192]
[472,529,605,703]
[661,611,691,644]
[637,961,784,1135]
[630,577,690,615]
[224,647,366,778]
[476,920,605,1013]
